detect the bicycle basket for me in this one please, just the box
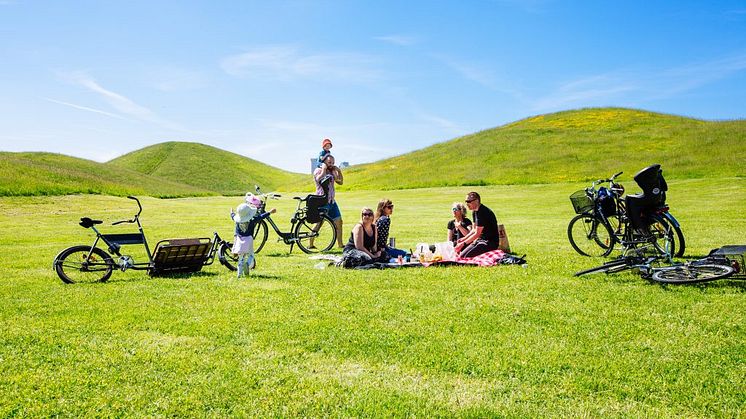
[570,190,594,214]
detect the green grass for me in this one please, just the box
[1,179,744,416]
[108,142,308,195]
[342,108,746,190]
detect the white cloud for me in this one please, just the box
[530,74,637,111]
[373,35,418,46]
[530,52,746,111]
[152,68,209,92]
[431,54,523,100]
[44,97,129,120]
[62,71,187,131]
[220,45,383,83]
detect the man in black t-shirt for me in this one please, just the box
[454,191,500,258]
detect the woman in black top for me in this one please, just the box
[447,202,472,246]
[374,198,407,258]
[340,207,382,267]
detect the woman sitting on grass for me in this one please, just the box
[447,202,472,247]
[374,199,407,259]
[339,207,384,268]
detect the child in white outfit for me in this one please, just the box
[231,201,274,278]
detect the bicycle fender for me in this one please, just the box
[662,212,681,228]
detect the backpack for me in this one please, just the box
[597,187,617,216]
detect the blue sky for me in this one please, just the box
[1,1,745,172]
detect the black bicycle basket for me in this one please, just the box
[570,190,594,214]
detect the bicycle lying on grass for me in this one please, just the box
[567,165,685,258]
[574,250,741,284]
[53,196,235,283]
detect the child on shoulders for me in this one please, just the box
[317,138,333,168]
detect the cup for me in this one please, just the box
[389,237,396,248]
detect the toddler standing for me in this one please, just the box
[230,201,275,278]
[317,138,333,167]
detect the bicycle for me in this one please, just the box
[574,252,739,284]
[219,185,338,270]
[567,166,684,258]
[53,196,235,284]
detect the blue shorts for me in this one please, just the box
[322,201,342,220]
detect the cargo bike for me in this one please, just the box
[53,196,235,283]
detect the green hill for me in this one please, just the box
[0,152,212,197]
[340,108,746,190]
[107,142,307,195]
[2,108,743,197]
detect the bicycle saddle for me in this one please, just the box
[79,217,103,228]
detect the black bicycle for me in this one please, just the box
[53,196,235,283]
[219,186,338,269]
[574,252,739,284]
[567,166,684,258]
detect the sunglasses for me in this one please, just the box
[386,205,394,209]
[452,207,461,212]
[465,199,475,203]
[362,212,374,217]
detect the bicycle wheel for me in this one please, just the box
[218,242,238,271]
[606,215,623,237]
[54,246,114,284]
[651,264,734,284]
[568,214,615,257]
[295,215,336,254]
[574,258,632,277]
[661,212,685,257]
[647,215,676,257]
[252,219,269,254]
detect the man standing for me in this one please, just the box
[313,154,344,248]
[454,191,500,258]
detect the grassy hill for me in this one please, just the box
[0,152,212,197]
[2,108,743,196]
[341,108,746,190]
[107,142,308,195]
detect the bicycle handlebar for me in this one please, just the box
[111,196,142,225]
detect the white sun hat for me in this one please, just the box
[233,203,257,223]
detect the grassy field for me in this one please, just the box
[1,179,744,416]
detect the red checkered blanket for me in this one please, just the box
[455,249,506,266]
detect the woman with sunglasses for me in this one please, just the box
[447,202,473,247]
[340,207,384,268]
[374,199,408,259]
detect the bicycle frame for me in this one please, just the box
[71,197,229,272]
[253,186,329,249]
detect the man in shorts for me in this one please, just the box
[313,154,344,248]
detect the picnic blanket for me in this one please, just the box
[455,249,506,266]
[349,249,526,269]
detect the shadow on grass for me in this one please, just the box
[248,273,282,280]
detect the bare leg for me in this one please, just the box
[334,218,344,248]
